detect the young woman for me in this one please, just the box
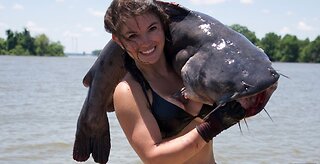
[105,0,245,163]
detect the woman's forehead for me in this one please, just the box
[120,12,161,34]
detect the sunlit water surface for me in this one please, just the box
[0,56,319,164]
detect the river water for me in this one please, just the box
[0,56,319,164]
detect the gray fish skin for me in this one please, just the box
[162,4,279,105]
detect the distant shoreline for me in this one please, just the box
[0,53,96,57]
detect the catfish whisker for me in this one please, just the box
[238,122,243,135]
[203,104,223,120]
[279,72,290,79]
[274,69,289,79]
[263,108,274,122]
[277,71,290,79]
[243,118,249,131]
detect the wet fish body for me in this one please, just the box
[162,3,279,105]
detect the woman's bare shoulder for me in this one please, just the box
[114,74,135,104]
[113,73,147,114]
[114,73,139,98]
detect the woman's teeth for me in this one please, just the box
[141,47,155,54]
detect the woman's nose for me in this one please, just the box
[137,34,150,46]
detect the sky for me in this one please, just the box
[0,0,319,53]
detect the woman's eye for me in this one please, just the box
[149,26,157,32]
[127,34,137,39]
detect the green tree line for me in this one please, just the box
[91,24,320,63]
[0,28,64,56]
[230,24,320,63]
[1,25,320,62]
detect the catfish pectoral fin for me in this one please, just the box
[82,70,93,88]
[73,130,91,162]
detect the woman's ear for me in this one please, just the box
[112,34,124,49]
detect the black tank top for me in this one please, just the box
[149,88,213,138]
[142,80,214,138]
[126,61,214,138]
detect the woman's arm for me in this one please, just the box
[113,79,208,164]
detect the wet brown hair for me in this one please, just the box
[104,0,169,37]
[104,0,172,93]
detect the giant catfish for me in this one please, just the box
[73,1,279,163]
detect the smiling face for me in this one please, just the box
[112,12,166,65]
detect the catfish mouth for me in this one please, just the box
[236,82,278,118]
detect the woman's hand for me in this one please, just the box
[196,102,245,142]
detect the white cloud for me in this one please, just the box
[280,26,291,35]
[0,22,9,34]
[240,0,253,4]
[13,3,24,10]
[0,4,5,11]
[88,8,105,17]
[261,9,270,14]
[63,30,81,38]
[312,17,319,22]
[297,21,313,31]
[82,27,94,32]
[26,21,47,34]
[0,22,8,27]
[189,0,226,5]
[286,11,294,16]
